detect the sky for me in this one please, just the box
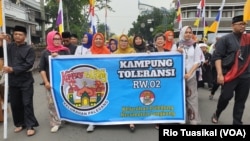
[96,0,174,35]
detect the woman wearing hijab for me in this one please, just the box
[113,34,136,132]
[90,33,111,54]
[114,34,135,54]
[75,32,93,55]
[132,35,148,53]
[172,26,204,125]
[39,31,70,133]
[86,33,110,132]
[108,38,118,53]
[164,30,175,51]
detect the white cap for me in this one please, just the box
[199,43,208,48]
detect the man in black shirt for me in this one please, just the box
[0,26,39,136]
[62,31,76,54]
[211,15,250,125]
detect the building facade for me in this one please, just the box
[2,0,49,44]
[173,0,249,43]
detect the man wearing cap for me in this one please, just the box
[0,25,39,136]
[62,31,77,54]
[211,15,250,125]
[199,43,213,89]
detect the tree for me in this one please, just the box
[45,0,112,39]
[128,7,176,42]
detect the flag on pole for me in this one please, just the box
[200,0,206,36]
[193,0,204,27]
[56,0,64,35]
[208,13,220,33]
[198,0,205,9]
[0,0,3,27]
[244,0,250,21]
[89,0,97,34]
[204,21,209,37]
[193,18,200,27]
[208,0,225,33]
[176,0,182,30]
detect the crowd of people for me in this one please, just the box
[0,14,249,137]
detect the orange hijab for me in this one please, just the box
[164,30,174,51]
[90,33,111,54]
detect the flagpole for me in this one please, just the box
[195,10,201,36]
[177,0,182,30]
[56,0,64,34]
[203,0,206,38]
[104,0,107,40]
[0,0,9,139]
[195,21,199,36]
[215,0,225,37]
[61,0,64,33]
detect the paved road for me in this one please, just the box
[1,71,250,141]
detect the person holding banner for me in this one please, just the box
[39,30,70,133]
[114,34,136,132]
[211,15,250,125]
[172,25,204,125]
[86,32,111,132]
[154,33,167,53]
[0,26,39,136]
[114,34,136,54]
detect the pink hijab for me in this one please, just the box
[46,31,69,53]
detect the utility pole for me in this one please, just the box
[40,0,45,45]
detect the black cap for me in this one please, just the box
[13,26,27,34]
[62,31,71,38]
[232,15,243,24]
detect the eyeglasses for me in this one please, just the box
[120,40,128,42]
[53,38,62,41]
[234,23,247,26]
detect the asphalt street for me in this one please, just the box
[0,71,249,141]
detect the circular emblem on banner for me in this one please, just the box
[61,65,109,111]
[139,90,155,106]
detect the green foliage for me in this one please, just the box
[128,7,176,42]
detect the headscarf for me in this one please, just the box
[90,33,111,54]
[133,35,147,53]
[114,34,136,54]
[108,38,118,52]
[164,30,174,51]
[46,31,69,53]
[82,32,93,49]
[178,26,195,46]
